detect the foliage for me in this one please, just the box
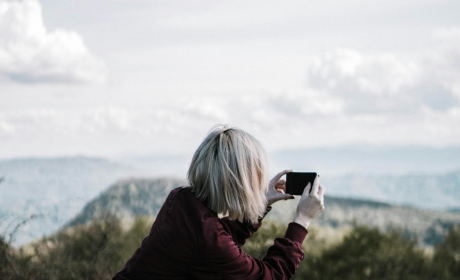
[1,216,459,280]
[245,222,460,280]
[296,226,429,280]
[243,222,289,259]
[0,215,151,280]
[431,225,460,279]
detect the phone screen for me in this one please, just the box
[286,172,317,195]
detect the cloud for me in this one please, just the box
[1,25,460,157]
[1,100,459,158]
[426,27,460,100]
[304,34,460,113]
[0,0,105,84]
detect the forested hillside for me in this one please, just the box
[2,177,460,279]
[68,177,460,246]
[2,155,459,246]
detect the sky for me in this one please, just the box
[1,0,460,159]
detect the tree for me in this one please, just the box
[431,226,460,279]
[296,225,430,280]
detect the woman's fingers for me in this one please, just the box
[267,171,295,205]
[275,180,287,192]
[302,183,312,196]
[293,179,325,228]
[273,189,295,201]
[310,174,320,196]
[318,184,326,199]
[271,169,292,184]
[281,193,295,200]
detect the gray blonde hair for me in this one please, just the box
[187,125,269,223]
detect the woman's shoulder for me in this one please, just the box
[169,186,219,220]
[170,186,223,228]
[168,185,189,197]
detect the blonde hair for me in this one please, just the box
[187,125,269,223]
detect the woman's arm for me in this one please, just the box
[198,221,307,280]
[218,169,296,248]
[220,206,272,248]
[197,174,325,280]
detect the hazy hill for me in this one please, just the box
[321,171,460,210]
[68,177,460,247]
[0,157,135,245]
[122,145,460,177]
[269,145,460,176]
[67,178,184,227]
[2,146,460,246]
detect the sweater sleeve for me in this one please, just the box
[201,222,308,280]
[220,206,272,248]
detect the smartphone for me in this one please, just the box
[286,172,317,195]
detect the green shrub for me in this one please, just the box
[431,226,460,280]
[1,216,459,280]
[0,215,151,280]
[244,221,288,259]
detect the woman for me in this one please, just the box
[113,125,325,280]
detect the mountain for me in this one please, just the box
[0,157,136,246]
[269,145,460,176]
[2,146,460,246]
[67,177,185,227]
[68,177,460,247]
[320,171,460,210]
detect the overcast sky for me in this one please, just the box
[1,0,460,159]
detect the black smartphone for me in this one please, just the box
[286,172,317,195]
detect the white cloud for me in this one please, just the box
[304,31,460,114]
[432,26,460,45]
[426,27,460,101]
[1,19,460,157]
[1,98,459,158]
[0,0,105,84]
[307,50,420,97]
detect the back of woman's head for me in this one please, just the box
[187,125,269,223]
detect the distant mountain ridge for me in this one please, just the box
[2,149,460,246]
[68,177,460,247]
[0,157,135,246]
[320,171,460,210]
[67,178,185,227]
[269,145,460,176]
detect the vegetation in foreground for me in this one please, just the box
[1,216,459,280]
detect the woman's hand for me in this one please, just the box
[293,174,325,230]
[266,170,295,206]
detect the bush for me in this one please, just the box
[431,226,460,279]
[0,215,151,280]
[1,217,459,280]
[299,225,430,280]
[244,221,289,259]
[246,223,432,280]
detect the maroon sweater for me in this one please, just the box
[113,186,308,280]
